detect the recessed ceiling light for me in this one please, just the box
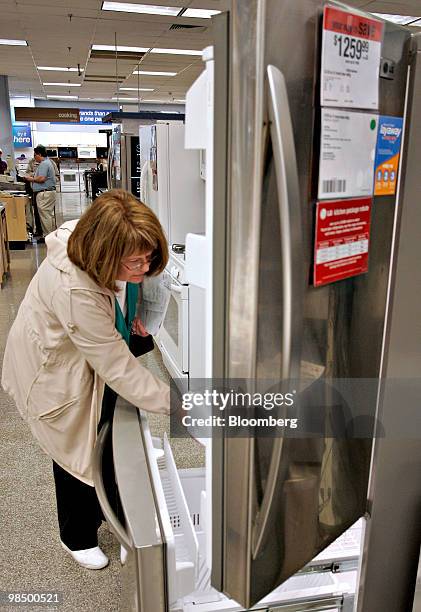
[102,2,180,16]
[133,70,177,76]
[46,95,79,99]
[43,82,82,87]
[92,44,149,53]
[151,48,202,56]
[120,87,154,91]
[371,13,420,25]
[174,99,185,102]
[38,66,84,72]
[0,38,28,46]
[182,8,220,18]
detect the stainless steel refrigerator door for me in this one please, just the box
[93,405,168,612]
[213,1,412,608]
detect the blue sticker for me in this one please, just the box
[374,116,403,196]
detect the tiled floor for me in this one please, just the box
[0,192,204,612]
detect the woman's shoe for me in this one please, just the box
[121,545,128,565]
[60,541,109,569]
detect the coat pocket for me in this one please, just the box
[38,398,79,421]
[26,361,94,420]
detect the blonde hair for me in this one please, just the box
[67,189,168,291]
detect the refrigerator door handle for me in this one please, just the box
[252,64,303,560]
[92,422,132,550]
[107,147,113,190]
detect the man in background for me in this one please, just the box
[25,145,56,243]
[0,149,8,174]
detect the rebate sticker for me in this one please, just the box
[313,198,372,287]
[321,6,384,110]
[374,116,404,196]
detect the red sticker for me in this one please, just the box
[313,198,372,287]
[324,6,383,42]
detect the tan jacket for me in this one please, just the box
[1,221,169,485]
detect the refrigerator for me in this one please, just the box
[93,2,421,611]
[139,122,205,248]
[107,123,141,198]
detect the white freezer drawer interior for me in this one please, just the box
[145,428,200,604]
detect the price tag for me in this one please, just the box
[318,109,378,200]
[321,6,384,110]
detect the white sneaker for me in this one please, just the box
[120,545,128,565]
[61,541,109,570]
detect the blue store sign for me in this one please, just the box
[79,109,110,124]
[13,123,32,148]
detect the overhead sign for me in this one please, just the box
[313,197,372,287]
[12,123,32,148]
[79,109,110,124]
[318,109,378,199]
[321,6,384,110]
[374,115,404,196]
[14,107,80,123]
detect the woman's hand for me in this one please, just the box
[131,316,149,337]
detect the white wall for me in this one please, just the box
[33,124,107,147]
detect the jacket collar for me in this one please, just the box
[45,220,113,297]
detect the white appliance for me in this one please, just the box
[78,162,96,191]
[60,164,79,192]
[77,145,97,159]
[157,253,189,387]
[139,122,205,247]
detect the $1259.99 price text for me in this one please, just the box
[333,34,369,60]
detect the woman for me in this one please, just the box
[1,189,170,569]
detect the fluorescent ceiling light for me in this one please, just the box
[174,99,185,102]
[120,87,154,91]
[0,38,27,46]
[47,95,79,99]
[371,13,420,25]
[102,2,179,16]
[112,97,141,101]
[142,99,163,102]
[152,48,202,56]
[38,66,84,72]
[43,82,82,87]
[133,70,176,76]
[182,8,220,18]
[92,44,149,52]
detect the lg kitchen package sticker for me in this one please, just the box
[314,198,372,287]
[321,6,384,110]
[374,116,404,196]
[318,109,378,199]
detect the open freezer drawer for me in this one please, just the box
[93,398,199,611]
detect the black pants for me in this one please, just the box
[52,385,123,550]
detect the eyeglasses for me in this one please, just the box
[122,255,156,271]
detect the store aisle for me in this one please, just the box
[0,193,204,611]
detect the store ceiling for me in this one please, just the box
[1,0,421,106]
[1,0,228,105]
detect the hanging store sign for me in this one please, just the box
[321,6,384,110]
[79,109,110,124]
[14,107,80,123]
[313,197,372,287]
[374,116,404,196]
[318,109,378,199]
[12,123,32,148]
